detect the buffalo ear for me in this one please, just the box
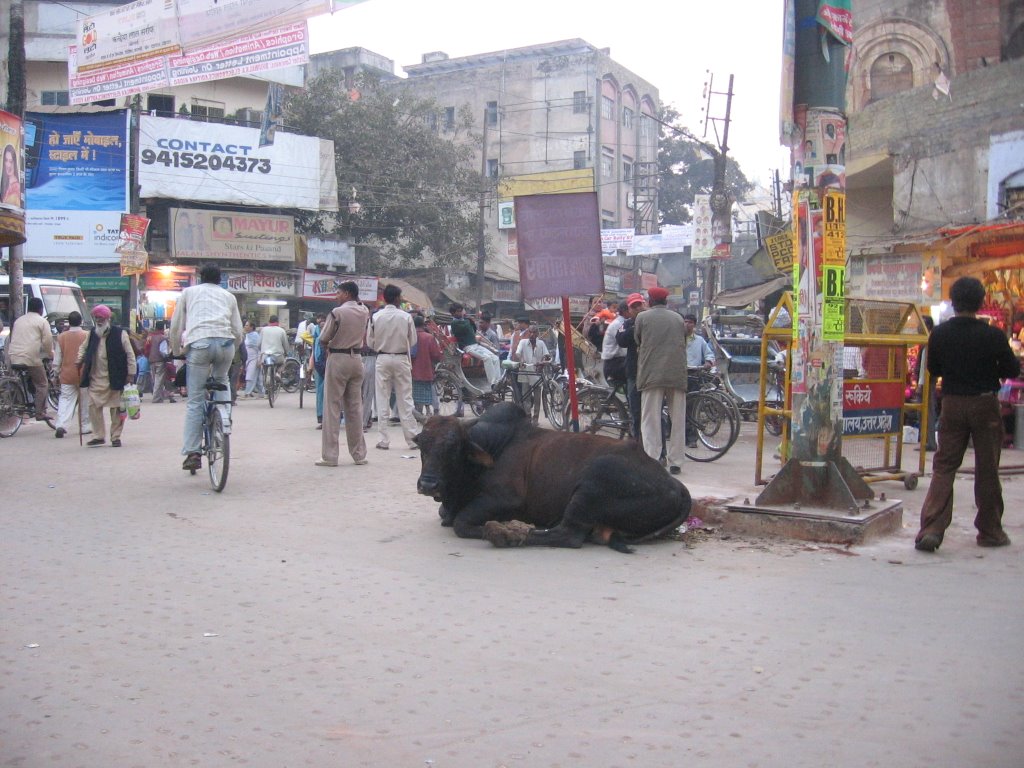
[466,441,494,468]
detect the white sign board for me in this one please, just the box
[301,271,378,302]
[138,115,322,210]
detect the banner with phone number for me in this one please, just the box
[138,115,322,210]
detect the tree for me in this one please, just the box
[286,72,484,274]
[657,106,754,227]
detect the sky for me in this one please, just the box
[309,0,791,187]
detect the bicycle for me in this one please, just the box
[505,360,563,425]
[568,379,739,462]
[187,377,231,492]
[0,365,56,438]
[297,353,316,409]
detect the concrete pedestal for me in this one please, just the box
[718,497,904,545]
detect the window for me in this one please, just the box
[425,112,438,131]
[623,158,633,183]
[147,94,174,116]
[573,91,588,113]
[639,114,654,144]
[623,107,634,129]
[486,159,499,178]
[444,106,456,131]
[573,150,587,170]
[190,99,226,122]
[41,91,69,106]
[601,151,614,178]
[485,100,498,126]
[601,96,615,120]
[869,52,914,102]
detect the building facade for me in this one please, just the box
[844,0,1024,328]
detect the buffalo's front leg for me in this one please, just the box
[451,494,523,540]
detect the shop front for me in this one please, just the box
[223,269,299,327]
[139,265,196,329]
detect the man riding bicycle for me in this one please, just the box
[170,263,243,472]
[258,315,291,382]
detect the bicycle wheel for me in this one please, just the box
[0,378,25,438]
[763,379,785,437]
[434,372,465,417]
[280,359,300,393]
[265,365,276,408]
[544,382,567,430]
[685,392,739,462]
[298,369,305,409]
[47,366,60,410]
[207,408,230,492]
[573,387,629,439]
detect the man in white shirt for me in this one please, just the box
[170,263,243,471]
[514,325,551,424]
[258,316,290,369]
[601,301,629,387]
[367,284,419,450]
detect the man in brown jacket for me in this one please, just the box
[51,311,92,438]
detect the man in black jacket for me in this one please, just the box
[915,277,1021,552]
[615,293,647,442]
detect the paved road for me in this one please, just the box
[2,391,1022,767]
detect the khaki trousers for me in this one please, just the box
[640,386,687,468]
[89,402,125,442]
[375,354,418,448]
[321,351,366,464]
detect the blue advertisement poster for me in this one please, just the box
[25,110,130,263]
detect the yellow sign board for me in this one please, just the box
[765,231,794,271]
[822,190,846,267]
[822,264,845,340]
[497,168,595,199]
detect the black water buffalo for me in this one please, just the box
[413,403,690,552]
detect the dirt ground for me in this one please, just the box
[1,392,1021,767]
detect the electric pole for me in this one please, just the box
[700,73,734,304]
[3,0,27,318]
[757,0,869,510]
[475,108,489,314]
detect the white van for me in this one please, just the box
[1,276,94,349]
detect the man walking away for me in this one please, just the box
[601,301,629,388]
[170,263,243,471]
[450,303,501,388]
[78,304,137,447]
[7,296,54,423]
[317,281,370,467]
[144,320,176,403]
[634,287,688,475]
[915,276,1020,552]
[52,310,91,438]
[368,284,419,450]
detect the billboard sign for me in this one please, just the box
[25,111,130,263]
[140,115,322,209]
[300,271,378,302]
[514,192,604,300]
[74,0,181,72]
[0,109,26,246]
[170,208,295,262]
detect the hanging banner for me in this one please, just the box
[74,0,181,72]
[115,213,151,253]
[139,115,322,209]
[119,250,149,276]
[170,208,295,262]
[817,0,854,45]
[0,109,26,246]
[25,110,130,263]
[174,0,336,51]
[691,194,714,260]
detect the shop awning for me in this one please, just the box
[712,275,791,308]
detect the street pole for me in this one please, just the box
[475,109,488,315]
[704,73,734,307]
[757,0,869,510]
[5,0,26,319]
